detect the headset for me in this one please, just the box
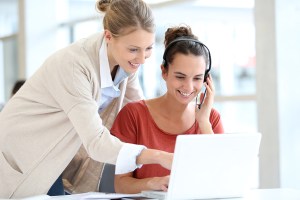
[162,37,212,109]
[162,37,211,82]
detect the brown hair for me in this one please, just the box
[163,25,209,71]
[96,0,155,37]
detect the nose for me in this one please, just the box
[137,50,152,64]
[136,51,146,64]
[184,79,194,92]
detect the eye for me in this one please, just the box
[176,76,185,79]
[194,77,203,81]
[146,46,153,51]
[129,48,138,53]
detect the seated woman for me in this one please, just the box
[110,25,224,194]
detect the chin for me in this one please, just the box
[176,97,192,105]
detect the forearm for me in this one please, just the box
[136,149,173,170]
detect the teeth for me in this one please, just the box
[129,62,140,67]
[179,91,192,97]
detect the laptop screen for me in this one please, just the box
[166,133,261,200]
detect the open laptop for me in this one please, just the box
[142,132,262,200]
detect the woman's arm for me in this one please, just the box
[196,74,214,134]
[136,149,173,170]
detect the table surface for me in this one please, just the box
[22,188,300,200]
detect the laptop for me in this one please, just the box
[142,132,262,200]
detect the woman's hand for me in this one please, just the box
[115,173,170,193]
[158,151,173,170]
[195,74,215,134]
[147,175,170,191]
[137,149,173,170]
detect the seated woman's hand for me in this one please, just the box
[147,175,170,191]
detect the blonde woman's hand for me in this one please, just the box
[158,151,173,170]
[137,150,173,170]
[195,74,214,134]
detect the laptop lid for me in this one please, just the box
[163,132,261,200]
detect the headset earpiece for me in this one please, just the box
[204,69,210,83]
[162,59,167,68]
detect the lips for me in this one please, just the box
[178,90,194,97]
[129,61,140,69]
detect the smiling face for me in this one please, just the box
[105,28,155,74]
[163,53,206,105]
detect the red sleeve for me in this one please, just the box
[210,108,224,134]
[110,103,138,144]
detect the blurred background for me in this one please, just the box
[0,0,299,191]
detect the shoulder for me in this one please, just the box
[210,108,221,117]
[116,100,148,121]
[209,108,222,123]
[209,108,224,133]
[123,100,147,113]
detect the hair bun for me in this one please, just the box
[96,0,112,12]
[164,25,197,47]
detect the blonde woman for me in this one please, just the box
[0,0,172,198]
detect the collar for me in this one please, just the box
[99,39,113,89]
[99,40,129,88]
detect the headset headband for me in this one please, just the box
[162,37,211,80]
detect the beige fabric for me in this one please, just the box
[62,146,105,193]
[0,33,143,198]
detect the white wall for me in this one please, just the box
[276,0,300,189]
[256,0,300,189]
[18,0,65,78]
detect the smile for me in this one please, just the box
[178,90,194,97]
[129,61,140,68]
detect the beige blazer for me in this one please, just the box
[0,33,143,198]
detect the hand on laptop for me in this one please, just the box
[147,175,170,191]
[195,74,214,134]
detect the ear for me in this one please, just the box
[161,65,168,80]
[104,30,113,43]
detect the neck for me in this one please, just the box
[156,95,193,119]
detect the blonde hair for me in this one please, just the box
[96,0,155,37]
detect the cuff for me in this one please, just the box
[115,143,146,174]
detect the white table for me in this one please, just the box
[239,188,300,200]
[22,188,300,200]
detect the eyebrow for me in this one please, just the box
[174,72,204,77]
[129,43,154,49]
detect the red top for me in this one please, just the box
[111,100,224,179]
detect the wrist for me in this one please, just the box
[136,149,161,165]
[197,121,213,134]
[137,149,172,170]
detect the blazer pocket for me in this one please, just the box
[1,152,23,175]
[0,152,23,198]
